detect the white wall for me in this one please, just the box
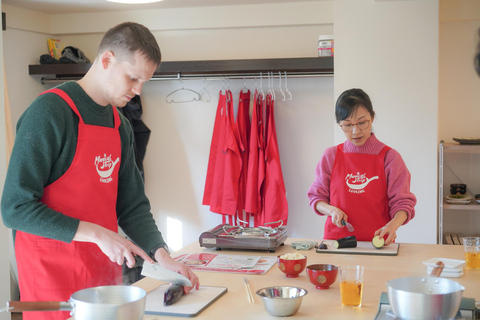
[334,0,439,244]
[439,0,480,142]
[140,76,334,251]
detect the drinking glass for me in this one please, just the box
[463,237,480,269]
[339,265,364,307]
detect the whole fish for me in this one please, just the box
[164,284,184,306]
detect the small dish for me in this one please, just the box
[453,137,480,145]
[446,199,471,204]
[445,195,471,204]
[423,258,465,269]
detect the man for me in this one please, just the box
[1,22,199,320]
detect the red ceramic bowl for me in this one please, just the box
[306,264,338,289]
[277,255,307,278]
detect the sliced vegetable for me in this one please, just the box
[333,236,357,249]
[372,235,385,249]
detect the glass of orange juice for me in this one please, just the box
[339,265,364,307]
[463,237,480,269]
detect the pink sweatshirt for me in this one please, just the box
[307,133,416,223]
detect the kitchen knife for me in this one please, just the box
[341,220,354,232]
[141,262,193,287]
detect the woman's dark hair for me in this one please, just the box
[98,22,161,66]
[335,88,375,123]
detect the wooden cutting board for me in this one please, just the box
[315,240,399,256]
[144,284,227,317]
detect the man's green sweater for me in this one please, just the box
[1,81,166,256]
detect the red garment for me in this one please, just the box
[245,91,265,224]
[261,94,288,226]
[204,91,242,221]
[236,90,250,214]
[202,92,226,206]
[15,88,122,320]
[326,144,391,241]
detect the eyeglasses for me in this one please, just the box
[339,120,371,132]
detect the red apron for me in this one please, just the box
[202,92,226,207]
[261,94,288,226]
[326,144,391,241]
[245,90,265,225]
[204,91,242,223]
[15,88,122,320]
[236,90,250,219]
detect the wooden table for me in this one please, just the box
[135,239,480,319]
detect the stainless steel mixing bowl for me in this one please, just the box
[256,286,308,317]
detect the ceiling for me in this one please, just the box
[2,0,319,14]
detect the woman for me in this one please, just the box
[307,88,416,245]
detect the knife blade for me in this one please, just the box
[341,219,354,232]
[141,262,193,286]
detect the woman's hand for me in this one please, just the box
[374,211,408,246]
[315,201,348,228]
[154,248,200,294]
[73,221,153,268]
[374,224,398,246]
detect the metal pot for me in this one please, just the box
[386,263,465,320]
[6,285,146,320]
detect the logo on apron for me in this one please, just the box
[95,154,120,183]
[345,172,379,194]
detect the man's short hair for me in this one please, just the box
[98,22,161,66]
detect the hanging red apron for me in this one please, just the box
[235,90,251,221]
[15,88,122,320]
[245,90,265,226]
[326,144,391,241]
[202,92,226,207]
[261,94,288,227]
[205,91,242,224]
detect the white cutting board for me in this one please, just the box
[316,240,399,256]
[144,284,227,317]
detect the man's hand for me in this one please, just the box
[73,221,153,268]
[154,247,200,294]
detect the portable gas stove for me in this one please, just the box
[199,220,287,252]
[375,292,479,320]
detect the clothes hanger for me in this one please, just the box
[218,78,227,102]
[284,71,293,101]
[278,71,286,101]
[269,72,276,101]
[260,72,265,101]
[199,77,211,103]
[242,76,249,94]
[165,76,201,103]
[226,77,231,103]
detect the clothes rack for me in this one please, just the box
[29,57,334,84]
[39,73,332,84]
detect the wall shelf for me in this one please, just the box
[29,57,334,83]
[438,141,480,244]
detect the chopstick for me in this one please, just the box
[243,277,254,304]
